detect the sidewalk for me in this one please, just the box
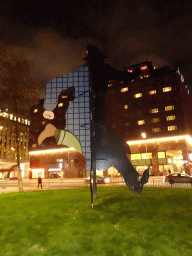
[0,176,191,194]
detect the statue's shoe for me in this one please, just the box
[38,123,56,146]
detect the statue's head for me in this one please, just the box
[84,45,108,64]
[127,169,149,195]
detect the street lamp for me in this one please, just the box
[141,133,148,168]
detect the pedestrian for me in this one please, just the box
[38,176,42,189]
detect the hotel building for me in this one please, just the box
[30,61,192,178]
[106,62,192,175]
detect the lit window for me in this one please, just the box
[166,115,175,121]
[152,128,161,132]
[131,154,141,160]
[163,87,172,92]
[158,152,166,158]
[14,116,17,121]
[152,118,160,123]
[141,153,152,159]
[28,121,30,126]
[56,159,63,162]
[124,105,128,109]
[140,66,147,71]
[0,126,3,130]
[61,95,68,99]
[132,153,152,160]
[22,119,24,124]
[58,103,63,107]
[168,125,177,131]
[121,87,128,92]
[18,118,20,123]
[2,112,8,118]
[149,90,156,95]
[10,114,13,120]
[138,120,145,125]
[25,119,28,125]
[33,109,38,113]
[165,105,174,111]
[134,93,142,98]
[127,69,133,73]
[150,108,158,113]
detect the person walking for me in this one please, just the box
[38,176,42,189]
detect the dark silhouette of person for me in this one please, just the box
[85,45,149,195]
[38,176,42,189]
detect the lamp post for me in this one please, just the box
[141,133,148,168]
[68,148,70,179]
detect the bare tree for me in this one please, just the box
[0,43,40,191]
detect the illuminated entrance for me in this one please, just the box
[32,168,45,178]
[131,150,185,175]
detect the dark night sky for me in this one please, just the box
[1,0,192,97]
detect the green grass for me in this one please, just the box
[0,187,192,256]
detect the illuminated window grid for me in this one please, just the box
[137,120,145,125]
[149,90,156,95]
[131,153,152,160]
[152,127,161,132]
[121,87,128,92]
[152,118,160,123]
[163,87,172,92]
[158,152,166,158]
[168,125,177,131]
[44,65,91,171]
[134,93,142,98]
[150,108,158,113]
[165,105,174,111]
[166,115,175,121]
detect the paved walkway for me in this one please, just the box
[0,177,191,194]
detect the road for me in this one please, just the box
[0,176,191,194]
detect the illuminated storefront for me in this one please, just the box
[29,147,86,179]
[31,168,45,179]
[127,135,192,175]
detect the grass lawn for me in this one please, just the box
[0,186,192,256]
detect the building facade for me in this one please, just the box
[29,61,192,177]
[106,62,192,175]
[29,65,90,178]
[0,109,30,178]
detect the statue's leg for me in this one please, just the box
[55,129,82,154]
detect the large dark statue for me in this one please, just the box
[85,45,149,195]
